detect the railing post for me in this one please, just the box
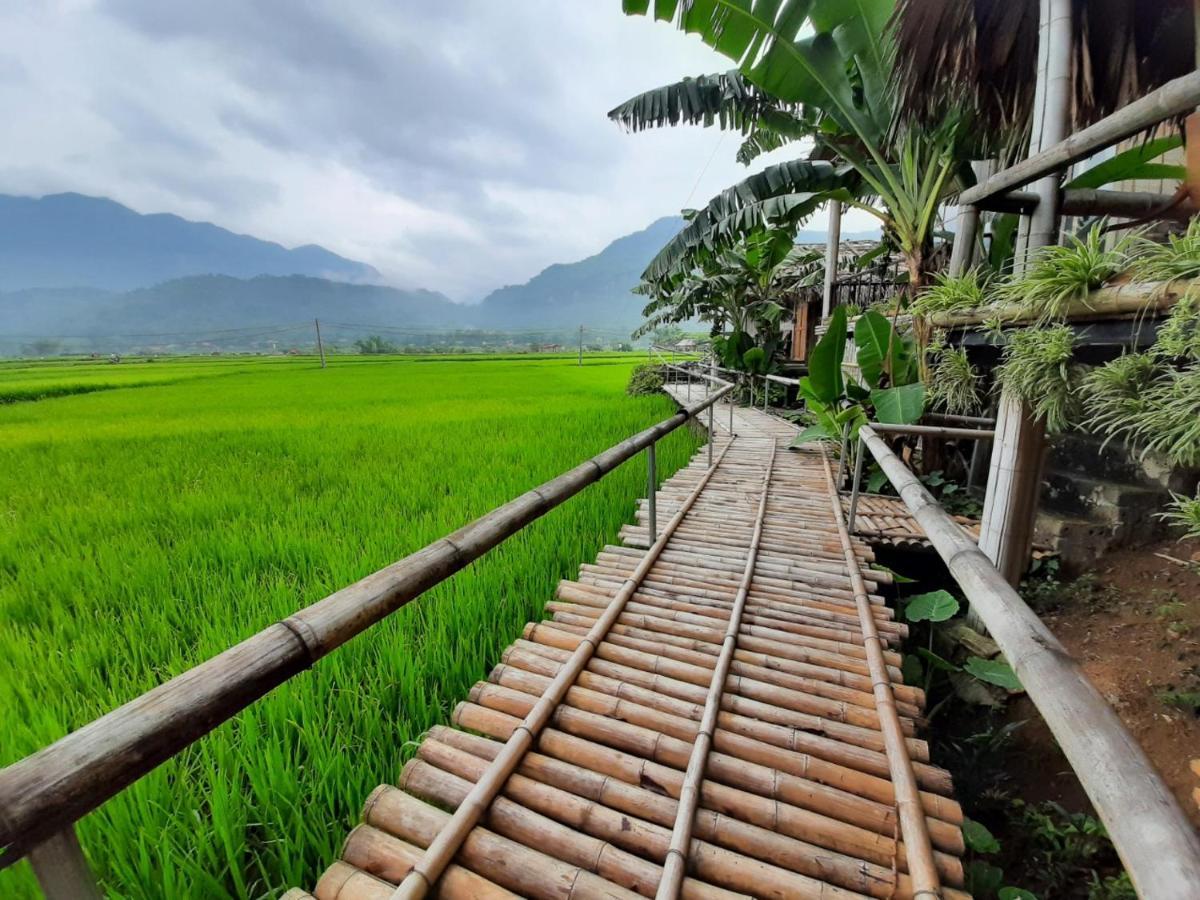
[728,393,733,435]
[708,395,715,468]
[29,826,101,900]
[835,422,851,486]
[848,434,866,532]
[646,443,658,544]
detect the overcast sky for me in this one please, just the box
[1,1,873,301]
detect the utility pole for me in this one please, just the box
[578,325,583,366]
[314,318,326,368]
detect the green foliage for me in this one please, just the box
[855,309,918,387]
[354,334,400,355]
[1152,288,1200,361]
[1131,216,1200,284]
[995,325,1081,433]
[963,818,1002,854]
[1158,489,1200,540]
[807,305,848,403]
[927,344,982,415]
[626,363,665,395]
[964,657,1022,691]
[905,590,960,623]
[999,225,1138,323]
[0,354,701,898]
[911,268,992,317]
[1010,800,1116,895]
[871,381,925,423]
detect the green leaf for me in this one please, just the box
[962,818,1001,855]
[966,861,1005,898]
[998,889,1039,900]
[964,657,1023,691]
[743,347,767,374]
[1066,136,1184,190]
[901,654,923,686]
[905,589,960,623]
[854,309,901,388]
[791,424,835,446]
[866,467,887,493]
[808,305,847,403]
[846,382,871,402]
[871,382,925,424]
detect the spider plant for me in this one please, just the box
[1085,358,1200,466]
[1130,217,1200,283]
[927,344,982,415]
[995,325,1081,432]
[1158,490,1200,541]
[910,268,993,318]
[998,224,1140,323]
[1152,289,1200,362]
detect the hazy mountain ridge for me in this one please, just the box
[0,193,380,291]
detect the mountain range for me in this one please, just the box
[0,192,877,351]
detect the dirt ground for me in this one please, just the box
[1006,536,1200,828]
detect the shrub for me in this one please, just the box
[626,363,665,396]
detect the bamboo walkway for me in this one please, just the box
[285,391,968,900]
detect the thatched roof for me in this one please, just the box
[892,0,1195,148]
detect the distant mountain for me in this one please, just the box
[472,217,880,330]
[0,276,460,341]
[0,193,380,291]
[474,216,686,330]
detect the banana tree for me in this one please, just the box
[616,1,980,296]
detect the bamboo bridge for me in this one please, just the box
[284,390,967,900]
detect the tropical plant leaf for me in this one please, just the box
[961,818,1001,855]
[998,888,1039,900]
[866,467,888,493]
[1066,136,1184,191]
[854,309,904,388]
[966,862,1005,898]
[964,657,1023,691]
[871,382,925,424]
[608,70,802,136]
[905,589,960,622]
[791,424,834,446]
[916,647,959,672]
[901,654,923,686]
[808,305,848,403]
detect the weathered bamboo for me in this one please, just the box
[388,439,738,899]
[423,728,966,892]
[818,447,943,897]
[860,424,1200,896]
[312,861,393,900]
[928,279,1191,328]
[0,383,734,865]
[365,786,641,900]
[959,70,1200,205]
[657,443,774,899]
[339,827,517,899]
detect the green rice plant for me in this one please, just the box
[999,224,1140,323]
[0,355,699,899]
[995,325,1082,433]
[910,268,993,318]
[927,345,982,415]
[1157,490,1200,540]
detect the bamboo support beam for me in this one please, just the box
[859,425,1200,897]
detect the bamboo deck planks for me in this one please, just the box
[289,392,968,900]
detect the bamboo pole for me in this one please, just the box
[339,827,517,899]
[658,444,773,899]
[860,424,1200,897]
[388,439,739,899]
[818,447,943,898]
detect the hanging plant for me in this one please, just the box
[995,325,1082,433]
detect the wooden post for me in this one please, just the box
[29,827,101,900]
[314,319,326,369]
[577,325,583,366]
[821,200,841,320]
[646,443,657,544]
[976,0,1069,596]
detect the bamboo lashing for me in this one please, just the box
[657,441,775,899]
[819,445,943,898]
[389,438,740,899]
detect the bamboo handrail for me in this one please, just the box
[656,441,777,899]
[858,424,1200,898]
[818,446,942,898]
[958,70,1200,205]
[388,437,739,899]
[0,381,734,868]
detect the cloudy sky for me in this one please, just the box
[1,1,872,301]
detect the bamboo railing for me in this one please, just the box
[0,371,735,896]
[857,423,1200,897]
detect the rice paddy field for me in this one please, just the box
[0,353,702,898]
